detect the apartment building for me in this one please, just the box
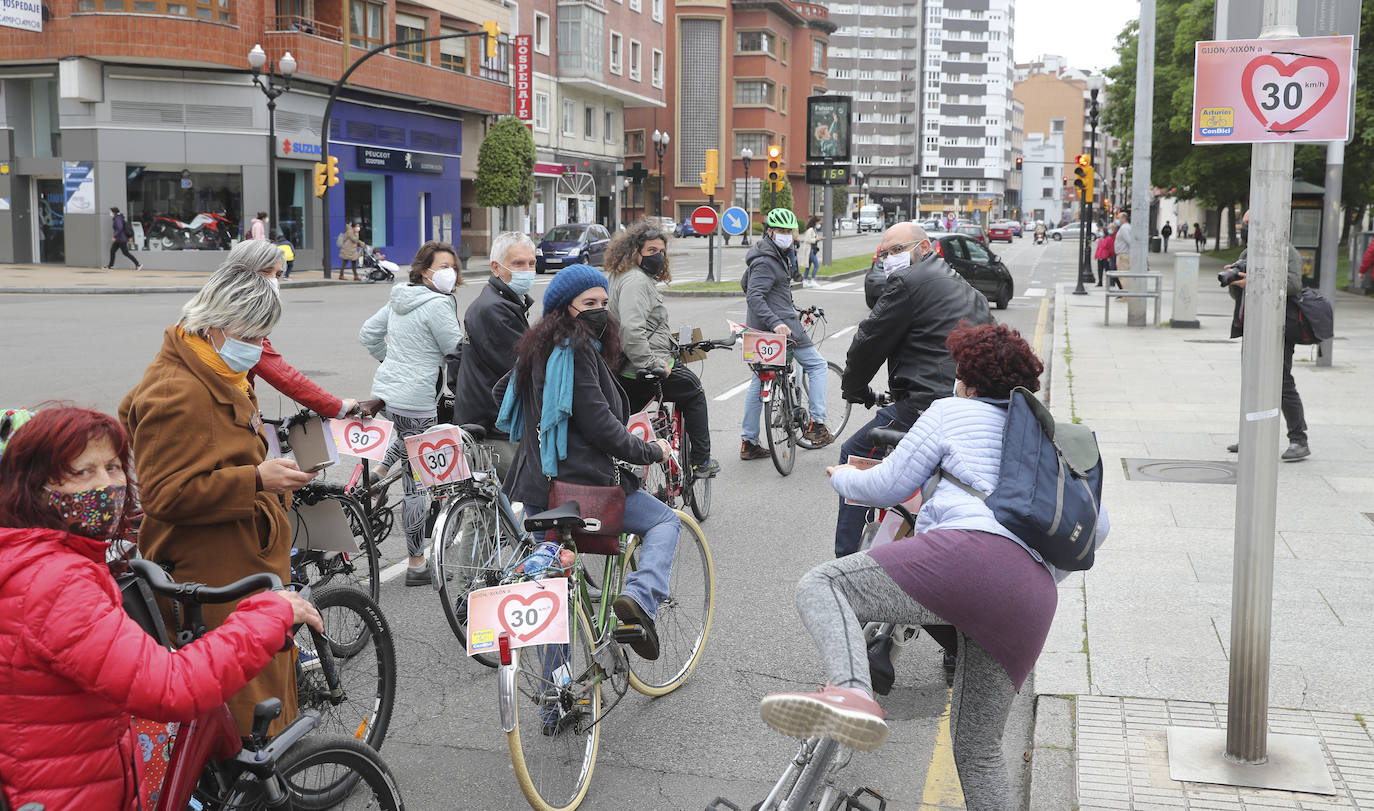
[1013,57,1111,217]
[916,0,1016,222]
[825,0,919,221]
[622,0,833,228]
[515,0,666,234]
[0,0,510,269]
[1022,131,1065,225]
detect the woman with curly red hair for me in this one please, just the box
[758,323,1108,811]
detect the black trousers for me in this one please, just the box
[108,240,139,268]
[620,365,712,464]
[1281,339,1308,444]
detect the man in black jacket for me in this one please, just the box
[453,231,536,477]
[834,221,993,556]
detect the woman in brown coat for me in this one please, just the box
[338,221,364,281]
[120,257,315,736]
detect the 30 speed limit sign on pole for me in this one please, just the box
[1192,35,1354,144]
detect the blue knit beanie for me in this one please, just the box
[543,264,610,311]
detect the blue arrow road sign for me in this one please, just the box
[721,206,749,236]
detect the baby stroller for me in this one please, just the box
[362,244,400,283]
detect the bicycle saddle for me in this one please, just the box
[867,427,907,449]
[460,423,487,442]
[524,501,586,532]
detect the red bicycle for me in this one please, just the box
[121,559,404,810]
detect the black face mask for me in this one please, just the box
[576,307,609,338]
[639,251,666,278]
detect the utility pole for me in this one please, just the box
[1126,0,1156,326]
[1317,139,1342,366]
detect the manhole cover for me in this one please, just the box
[297,369,338,377]
[1183,339,1237,344]
[1122,458,1237,484]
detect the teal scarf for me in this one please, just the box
[496,339,595,477]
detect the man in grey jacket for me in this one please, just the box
[1224,209,1309,460]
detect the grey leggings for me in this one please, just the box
[381,410,439,557]
[795,553,1017,811]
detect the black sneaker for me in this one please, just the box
[1281,442,1311,462]
[612,596,660,660]
[404,561,433,587]
[804,422,836,447]
[740,440,770,461]
[692,458,721,478]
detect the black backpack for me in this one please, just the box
[1286,288,1334,346]
[121,217,134,238]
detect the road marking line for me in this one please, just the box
[831,325,857,340]
[816,281,854,290]
[1023,287,1047,297]
[919,694,965,809]
[714,379,753,401]
[1032,295,1050,359]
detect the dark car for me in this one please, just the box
[675,216,708,238]
[536,223,611,273]
[865,232,1014,310]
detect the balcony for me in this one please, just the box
[268,13,342,41]
[556,2,607,84]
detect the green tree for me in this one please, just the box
[758,179,796,225]
[475,116,535,229]
[831,186,849,221]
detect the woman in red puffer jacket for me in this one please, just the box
[0,407,322,810]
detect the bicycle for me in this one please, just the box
[636,335,737,522]
[753,341,852,476]
[122,559,404,810]
[797,304,828,346]
[494,500,715,810]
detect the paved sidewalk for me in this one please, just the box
[1031,253,1374,809]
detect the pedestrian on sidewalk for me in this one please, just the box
[1225,209,1310,461]
[1356,233,1374,294]
[1160,221,1172,252]
[105,207,142,271]
[800,215,823,287]
[337,222,364,281]
[249,212,269,241]
[1193,221,1206,252]
[1093,224,1117,287]
[273,234,295,278]
[759,322,1110,803]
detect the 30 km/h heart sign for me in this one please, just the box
[465,579,570,656]
[1192,35,1353,144]
[741,331,787,367]
[329,416,394,462]
[403,426,471,488]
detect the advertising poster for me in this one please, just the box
[62,162,95,213]
[806,96,853,162]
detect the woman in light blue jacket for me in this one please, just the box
[359,240,463,584]
[759,323,1108,811]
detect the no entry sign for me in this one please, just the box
[1192,35,1354,144]
[690,205,719,236]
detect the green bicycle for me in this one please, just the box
[493,501,715,811]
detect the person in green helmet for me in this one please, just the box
[739,208,834,459]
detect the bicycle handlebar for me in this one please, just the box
[130,559,283,605]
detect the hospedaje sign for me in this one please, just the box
[1,0,43,32]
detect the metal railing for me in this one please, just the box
[269,14,342,41]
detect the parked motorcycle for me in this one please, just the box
[146,212,237,251]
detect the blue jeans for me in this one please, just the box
[806,247,820,279]
[619,489,681,621]
[833,401,920,558]
[741,345,828,442]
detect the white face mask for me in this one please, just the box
[268,277,281,293]
[429,267,457,294]
[507,269,536,295]
[882,250,912,275]
[773,233,794,250]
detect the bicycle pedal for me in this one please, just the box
[612,624,647,644]
[843,786,887,811]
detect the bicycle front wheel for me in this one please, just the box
[297,587,396,751]
[240,733,404,811]
[505,601,601,811]
[797,361,851,450]
[763,382,798,477]
[624,510,715,696]
[434,493,531,667]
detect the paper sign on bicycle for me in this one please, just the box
[627,410,656,442]
[466,578,570,655]
[742,332,787,367]
[329,416,395,462]
[403,425,471,488]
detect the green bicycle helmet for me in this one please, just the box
[765,208,799,230]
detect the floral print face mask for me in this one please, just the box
[47,484,126,540]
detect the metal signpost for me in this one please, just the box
[808,95,853,269]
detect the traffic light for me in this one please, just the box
[699,148,718,195]
[326,155,340,188]
[1015,157,1023,171]
[313,161,327,197]
[481,21,500,59]
[766,144,783,192]
[1073,154,1094,203]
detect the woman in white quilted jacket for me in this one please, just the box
[359,240,463,584]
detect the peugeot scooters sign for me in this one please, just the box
[356,148,444,174]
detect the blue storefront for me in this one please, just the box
[327,100,463,268]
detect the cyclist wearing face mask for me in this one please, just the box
[740,208,835,459]
[452,231,537,478]
[359,240,465,584]
[834,221,993,557]
[607,220,720,478]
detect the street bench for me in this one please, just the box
[1104,270,1163,326]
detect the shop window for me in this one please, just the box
[439,27,466,72]
[350,0,385,49]
[126,165,244,252]
[395,12,427,63]
[78,0,230,22]
[277,168,310,249]
[534,92,551,132]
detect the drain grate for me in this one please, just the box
[1122,458,1237,484]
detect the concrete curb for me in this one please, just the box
[662,265,870,298]
[0,279,346,295]
[1028,695,1077,810]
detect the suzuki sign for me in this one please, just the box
[277,138,322,158]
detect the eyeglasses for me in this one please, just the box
[875,241,919,261]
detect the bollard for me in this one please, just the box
[1171,252,1200,329]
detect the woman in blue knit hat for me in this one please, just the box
[497,265,678,662]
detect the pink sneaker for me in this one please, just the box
[759,684,889,751]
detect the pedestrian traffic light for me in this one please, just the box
[313,161,327,197]
[482,21,500,59]
[699,148,718,196]
[766,144,783,192]
[1015,157,1023,171]
[1073,154,1094,203]
[326,155,340,188]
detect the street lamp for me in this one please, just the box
[249,44,296,245]
[740,147,753,245]
[652,129,670,219]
